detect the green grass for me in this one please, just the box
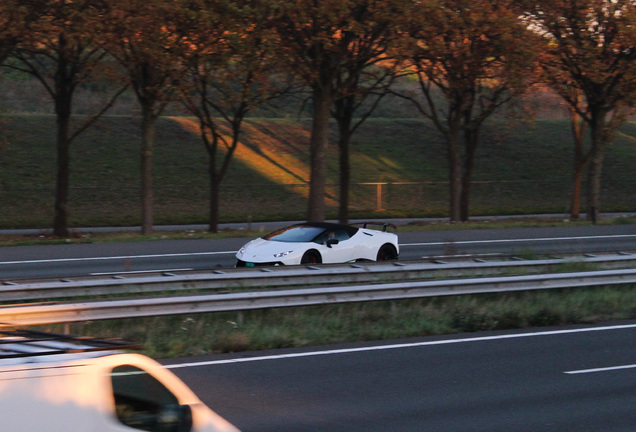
[38,285,636,358]
[2,114,636,229]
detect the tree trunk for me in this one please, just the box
[568,89,587,220]
[586,142,605,224]
[207,139,219,233]
[140,103,155,235]
[459,165,473,222]
[53,38,72,238]
[336,96,354,225]
[586,112,608,224]
[447,129,462,222]
[308,86,332,222]
[53,99,71,237]
[570,164,584,220]
[460,130,478,222]
[208,175,220,234]
[338,131,351,224]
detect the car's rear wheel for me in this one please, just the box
[376,244,398,261]
[301,250,322,264]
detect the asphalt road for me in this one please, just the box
[1,223,636,280]
[166,323,636,432]
[3,222,636,430]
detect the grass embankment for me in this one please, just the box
[44,284,636,358]
[2,114,636,228]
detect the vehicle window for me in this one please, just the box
[315,229,350,244]
[110,365,192,432]
[263,225,325,242]
[333,229,351,241]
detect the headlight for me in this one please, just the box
[238,247,245,254]
[274,250,293,258]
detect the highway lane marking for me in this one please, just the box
[400,233,636,247]
[90,268,194,276]
[565,364,636,375]
[0,251,236,265]
[164,323,636,369]
[3,233,636,265]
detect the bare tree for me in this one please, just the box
[6,0,126,236]
[262,0,411,221]
[525,0,636,222]
[332,68,399,224]
[567,87,588,220]
[398,0,540,222]
[100,0,183,234]
[175,0,291,232]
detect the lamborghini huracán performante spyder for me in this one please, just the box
[236,222,399,267]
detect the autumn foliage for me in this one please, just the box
[2,0,636,232]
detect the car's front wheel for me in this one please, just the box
[376,244,398,261]
[301,250,322,264]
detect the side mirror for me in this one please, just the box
[326,239,339,248]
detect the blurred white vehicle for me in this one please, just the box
[236,221,399,267]
[0,328,239,432]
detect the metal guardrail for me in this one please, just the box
[1,256,636,326]
[3,253,636,302]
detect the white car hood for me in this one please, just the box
[237,238,302,263]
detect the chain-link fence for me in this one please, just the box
[2,180,635,228]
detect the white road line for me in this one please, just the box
[564,364,636,375]
[4,233,636,265]
[0,251,235,265]
[90,268,194,276]
[165,323,636,370]
[400,233,636,247]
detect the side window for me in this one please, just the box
[316,229,350,244]
[333,229,350,241]
[314,230,334,244]
[110,365,192,432]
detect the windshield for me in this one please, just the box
[263,225,325,243]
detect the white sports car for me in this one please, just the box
[236,222,399,267]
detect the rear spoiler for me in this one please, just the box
[352,222,397,232]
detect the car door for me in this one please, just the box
[317,228,358,263]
